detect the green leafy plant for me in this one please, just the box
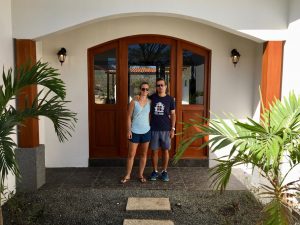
[174,91,300,225]
[0,61,77,225]
[1,186,45,225]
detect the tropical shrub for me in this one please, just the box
[0,61,77,225]
[174,92,300,225]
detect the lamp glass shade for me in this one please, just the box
[57,48,67,65]
[58,54,65,63]
[231,49,240,66]
[232,55,240,64]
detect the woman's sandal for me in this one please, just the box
[120,177,130,184]
[138,176,147,183]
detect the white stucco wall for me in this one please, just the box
[280,3,300,185]
[289,0,300,24]
[0,0,14,67]
[282,0,300,98]
[0,0,16,197]
[282,20,300,98]
[38,16,261,167]
[12,0,288,40]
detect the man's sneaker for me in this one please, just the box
[161,171,169,182]
[149,171,159,181]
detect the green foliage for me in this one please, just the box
[0,61,77,188]
[174,91,300,224]
[2,187,45,225]
[261,199,292,225]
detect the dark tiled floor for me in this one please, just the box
[42,167,246,191]
[4,167,256,225]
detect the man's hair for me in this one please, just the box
[156,78,166,85]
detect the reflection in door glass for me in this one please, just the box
[182,50,205,105]
[128,43,170,102]
[94,49,117,104]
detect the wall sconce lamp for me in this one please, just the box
[231,49,240,67]
[57,48,67,65]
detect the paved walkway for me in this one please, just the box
[41,167,247,224]
[43,167,246,191]
[4,167,263,225]
[125,197,173,225]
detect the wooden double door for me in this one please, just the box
[88,35,210,159]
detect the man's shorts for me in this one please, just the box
[129,130,151,143]
[150,131,171,150]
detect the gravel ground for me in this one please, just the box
[3,188,263,225]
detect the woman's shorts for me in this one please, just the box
[129,130,151,143]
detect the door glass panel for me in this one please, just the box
[94,49,117,104]
[128,43,171,102]
[182,50,205,105]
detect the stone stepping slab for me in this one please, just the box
[126,197,171,211]
[123,219,174,225]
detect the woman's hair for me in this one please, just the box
[139,81,149,89]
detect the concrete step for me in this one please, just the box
[123,219,174,225]
[126,197,171,211]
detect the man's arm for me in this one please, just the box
[133,93,152,101]
[133,95,139,101]
[170,109,176,139]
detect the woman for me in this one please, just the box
[121,82,151,183]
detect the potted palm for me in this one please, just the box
[0,61,77,225]
[174,92,300,225]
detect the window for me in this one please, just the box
[128,43,171,102]
[182,50,205,105]
[94,49,117,104]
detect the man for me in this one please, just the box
[149,78,176,182]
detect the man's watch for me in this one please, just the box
[171,127,176,131]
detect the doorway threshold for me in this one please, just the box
[89,158,208,167]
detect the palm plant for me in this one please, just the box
[174,91,300,225]
[0,61,77,225]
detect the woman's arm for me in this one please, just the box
[127,100,135,139]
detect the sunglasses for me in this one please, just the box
[141,88,149,91]
[156,84,165,87]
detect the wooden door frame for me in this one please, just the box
[176,41,211,158]
[88,41,120,158]
[88,35,211,159]
[118,35,177,157]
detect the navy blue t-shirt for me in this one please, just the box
[149,93,175,131]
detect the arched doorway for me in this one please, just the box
[88,35,211,161]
